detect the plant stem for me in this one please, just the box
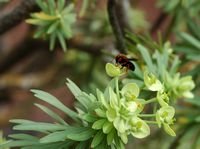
[145,121,158,125]
[143,98,157,104]
[115,77,120,99]
[138,114,156,118]
[0,0,39,35]
[107,0,126,53]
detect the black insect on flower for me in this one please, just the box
[115,54,136,71]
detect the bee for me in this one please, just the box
[115,54,136,71]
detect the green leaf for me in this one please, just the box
[9,119,35,124]
[137,44,156,74]
[50,32,57,50]
[21,141,73,149]
[48,0,56,15]
[57,31,67,51]
[47,21,59,34]
[13,122,67,132]
[91,131,105,148]
[36,0,49,13]
[34,103,68,125]
[66,127,96,141]
[179,32,200,50]
[75,141,89,149]
[41,126,95,143]
[95,108,106,117]
[1,140,38,147]
[103,121,113,134]
[66,78,82,97]
[8,134,38,141]
[104,77,116,98]
[169,55,180,75]
[58,0,65,12]
[92,119,107,130]
[33,27,47,38]
[30,89,79,121]
[82,113,98,123]
[40,131,68,143]
[107,129,115,145]
[187,21,200,40]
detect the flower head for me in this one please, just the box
[129,117,150,138]
[144,71,163,92]
[105,63,126,77]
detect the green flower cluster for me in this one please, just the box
[164,72,195,99]
[26,0,76,51]
[104,63,176,141]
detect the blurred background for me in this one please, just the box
[0,0,199,149]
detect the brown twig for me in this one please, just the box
[0,38,106,74]
[150,12,168,34]
[0,0,39,35]
[107,0,126,53]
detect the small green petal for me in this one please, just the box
[119,133,128,144]
[126,101,138,113]
[156,106,175,124]
[105,63,121,77]
[121,83,140,100]
[130,117,150,138]
[163,123,176,137]
[113,117,127,133]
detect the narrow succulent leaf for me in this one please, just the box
[75,141,89,149]
[82,114,98,123]
[57,31,67,51]
[179,32,200,50]
[9,119,35,124]
[66,78,82,97]
[91,131,105,148]
[13,123,67,132]
[33,27,47,38]
[50,32,57,50]
[1,140,38,147]
[30,89,79,121]
[40,131,68,143]
[137,44,156,73]
[8,134,38,141]
[95,108,106,117]
[48,0,56,15]
[92,119,107,130]
[36,0,49,13]
[47,21,60,34]
[58,0,65,12]
[103,121,113,134]
[34,103,68,125]
[107,129,115,145]
[33,12,58,20]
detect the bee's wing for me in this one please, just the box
[128,58,138,61]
